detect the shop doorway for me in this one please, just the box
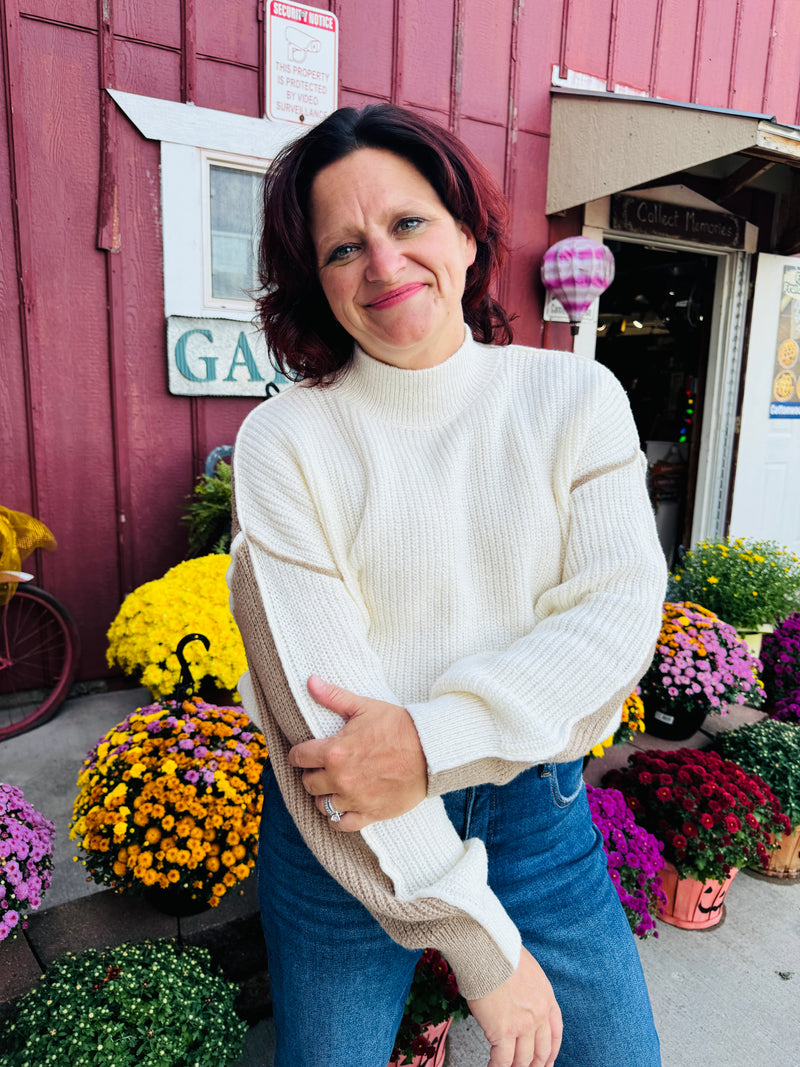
[595,240,716,566]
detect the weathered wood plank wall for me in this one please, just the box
[1,0,797,679]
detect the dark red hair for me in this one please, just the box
[257,104,513,382]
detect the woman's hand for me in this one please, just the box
[287,676,428,829]
[468,948,563,1067]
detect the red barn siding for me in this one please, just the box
[195,57,260,114]
[562,0,614,84]
[114,2,182,49]
[3,0,800,684]
[608,0,660,95]
[397,0,453,114]
[196,0,260,68]
[460,0,514,128]
[115,40,182,100]
[22,0,95,27]
[762,0,800,122]
[15,17,120,675]
[729,0,774,114]
[0,47,29,512]
[652,0,700,103]
[338,0,395,100]
[694,1,739,106]
[516,1,562,135]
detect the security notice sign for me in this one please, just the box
[267,1,338,125]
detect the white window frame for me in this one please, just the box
[201,149,267,312]
[108,90,299,322]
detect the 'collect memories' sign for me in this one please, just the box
[167,317,289,397]
[611,195,745,250]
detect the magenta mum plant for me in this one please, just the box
[586,784,666,938]
[603,748,790,884]
[0,783,56,941]
[760,613,800,723]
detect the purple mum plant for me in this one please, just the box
[760,612,800,724]
[0,783,56,941]
[586,784,666,938]
[641,602,764,722]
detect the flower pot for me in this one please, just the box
[388,1018,452,1067]
[142,885,211,917]
[643,700,709,741]
[657,860,738,929]
[735,624,773,658]
[751,825,800,880]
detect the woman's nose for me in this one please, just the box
[363,237,404,282]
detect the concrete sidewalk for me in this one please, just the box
[1,687,799,1066]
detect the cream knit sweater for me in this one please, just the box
[228,329,666,1000]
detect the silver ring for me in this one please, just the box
[324,795,343,822]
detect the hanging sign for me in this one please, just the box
[611,195,745,250]
[166,317,290,398]
[267,1,338,126]
[769,265,800,418]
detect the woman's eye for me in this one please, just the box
[396,217,424,233]
[327,244,359,263]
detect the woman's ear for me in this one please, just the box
[459,222,477,270]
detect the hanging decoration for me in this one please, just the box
[541,237,615,335]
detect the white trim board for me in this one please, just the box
[108,89,300,158]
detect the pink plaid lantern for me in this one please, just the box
[541,237,615,335]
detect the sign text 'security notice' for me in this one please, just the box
[267,1,338,125]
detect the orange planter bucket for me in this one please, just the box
[389,1018,452,1067]
[658,861,738,929]
[759,825,800,880]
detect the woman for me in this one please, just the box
[228,104,665,1067]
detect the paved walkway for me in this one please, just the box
[1,687,799,1065]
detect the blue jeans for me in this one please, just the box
[257,760,661,1066]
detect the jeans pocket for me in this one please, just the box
[544,758,585,808]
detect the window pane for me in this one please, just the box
[209,165,261,301]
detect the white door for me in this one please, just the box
[728,254,800,554]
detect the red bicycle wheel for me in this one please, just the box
[0,585,80,741]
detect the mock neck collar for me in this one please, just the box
[331,328,490,426]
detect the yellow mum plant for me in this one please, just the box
[587,691,646,759]
[672,537,800,631]
[70,698,267,909]
[106,555,246,701]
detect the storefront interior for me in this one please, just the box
[595,241,716,565]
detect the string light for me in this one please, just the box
[678,387,694,444]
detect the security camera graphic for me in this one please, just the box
[286,26,321,63]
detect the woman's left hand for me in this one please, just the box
[287,675,428,830]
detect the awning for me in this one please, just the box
[546,88,800,215]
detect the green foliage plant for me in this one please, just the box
[714,718,800,830]
[0,939,247,1067]
[672,537,800,630]
[182,460,232,558]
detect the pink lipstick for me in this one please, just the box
[366,283,425,309]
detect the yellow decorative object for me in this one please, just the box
[0,505,57,605]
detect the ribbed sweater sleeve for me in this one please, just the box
[408,365,667,795]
